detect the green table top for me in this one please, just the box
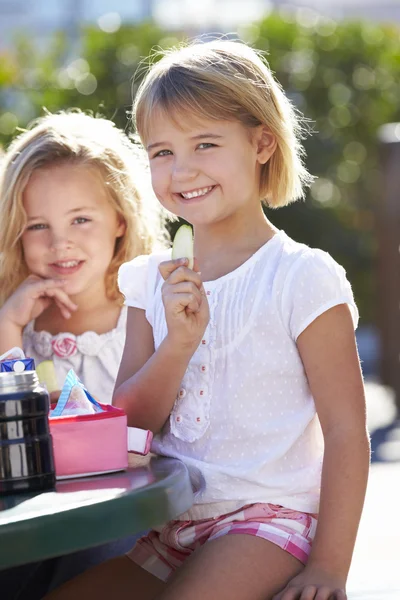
[0,457,193,570]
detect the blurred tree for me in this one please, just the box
[246,14,400,324]
[0,14,399,325]
[0,22,174,141]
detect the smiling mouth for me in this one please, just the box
[52,260,81,268]
[50,260,84,273]
[179,186,215,200]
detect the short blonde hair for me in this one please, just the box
[0,110,166,306]
[134,39,313,207]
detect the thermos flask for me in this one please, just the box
[0,370,56,494]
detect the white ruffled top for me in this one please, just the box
[22,306,127,405]
[118,230,359,519]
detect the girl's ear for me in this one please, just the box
[116,217,126,238]
[255,125,277,165]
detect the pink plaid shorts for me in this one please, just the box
[127,503,318,582]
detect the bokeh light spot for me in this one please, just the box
[98,12,121,34]
[0,112,18,135]
[75,73,97,95]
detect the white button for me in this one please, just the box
[178,388,186,399]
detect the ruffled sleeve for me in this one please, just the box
[281,249,359,341]
[118,255,150,310]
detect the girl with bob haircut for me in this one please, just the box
[134,38,313,208]
[47,41,369,600]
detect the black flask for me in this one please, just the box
[0,370,56,494]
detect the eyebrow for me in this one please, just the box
[147,133,223,151]
[26,207,96,222]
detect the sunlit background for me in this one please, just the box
[0,2,399,596]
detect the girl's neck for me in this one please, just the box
[193,208,278,282]
[34,287,122,336]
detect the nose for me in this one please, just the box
[49,229,73,252]
[171,156,198,183]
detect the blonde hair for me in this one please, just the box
[134,39,313,207]
[0,110,166,306]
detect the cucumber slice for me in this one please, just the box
[172,224,194,269]
[36,360,59,393]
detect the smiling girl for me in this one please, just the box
[46,41,370,600]
[0,109,167,598]
[0,110,164,404]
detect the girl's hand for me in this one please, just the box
[159,258,209,350]
[0,275,78,329]
[273,566,347,599]
[49,390,62,404]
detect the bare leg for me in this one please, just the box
[157,534,304,600]
[43,556,165,600]
[47,535,142,593]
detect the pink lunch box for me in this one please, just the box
[49,403,128,479]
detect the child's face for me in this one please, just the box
[21,163,125,301]
[145,110,274,228]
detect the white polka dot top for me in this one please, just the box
[118,230,358,519]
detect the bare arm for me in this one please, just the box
[113,307,198,431]
[113,258,209,433]
[274,304,370,600]
[0,321,24,354]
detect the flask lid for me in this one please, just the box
[0,370,40,392]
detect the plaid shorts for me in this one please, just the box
[127,503,318,582]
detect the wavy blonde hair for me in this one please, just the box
[134,39,313,207]
[0,110,166,306]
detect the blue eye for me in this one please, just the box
[26,223,47,231]
[153,149,172,158]
[73,217,90,225]
[198,143,216,150]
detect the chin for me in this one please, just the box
[188,216,221,228]
[61,282,82,297]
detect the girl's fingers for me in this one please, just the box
[165,292,201,315]
[162,281,202,306]
[29,278,78,311]
[54,298,72,319]
[159,259,202,286]
[162,283,203,315]
[30,277,67,296]
[274,587,304,600]
[185,295,201,314]
[159,258,188,281]
[274,585,345,600]
[299,586,318,599]
[34,285,77,319]
[165,267,203,290]
[49,390,62,403]
[314,587,334,600]
[41,287,78,312]
[314,588,331,600]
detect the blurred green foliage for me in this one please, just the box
[0,13,399,324]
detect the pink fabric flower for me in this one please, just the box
[51,334,77,358]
